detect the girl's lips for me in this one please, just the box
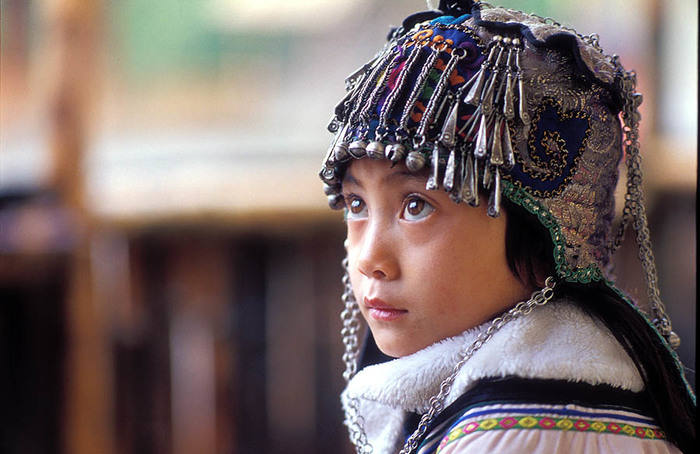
[364,298,407,321]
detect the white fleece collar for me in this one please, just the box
[341,300,644,454]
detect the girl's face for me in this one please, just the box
[343,158,534,357]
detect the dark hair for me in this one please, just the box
[503,197,554,288]
[503,198,696,453]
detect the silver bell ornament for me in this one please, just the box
[385,143,407,162]
[406,151,427,172]
[366,141,386,159]
[333,142,350,162]
[348,139,368,158]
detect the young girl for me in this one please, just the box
[319,1,695,453]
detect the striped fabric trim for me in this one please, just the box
[416,418,454,454]
[411,377,664,454]
[436,404,666,452]
[454,403,659,426]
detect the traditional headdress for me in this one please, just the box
[320,1,686,451]
[321,0,678,346]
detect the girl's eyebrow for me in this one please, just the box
[342,172,361,189]
[386,170,426,185]
[342,168,427,190]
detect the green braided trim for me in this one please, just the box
[501,180,606,284]
[501,180,695,405]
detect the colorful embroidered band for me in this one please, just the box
[439,405,667,452]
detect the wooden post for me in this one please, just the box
[167,237,233,454]
[43,0,116,453]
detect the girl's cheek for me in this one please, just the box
[346,257,362,296]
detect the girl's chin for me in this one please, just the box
[372,332,429,358]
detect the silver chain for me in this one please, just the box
[341,256,362,382]
[340,257,374,453]
[398,277,556,454]
[608,60,679,348]
[609,64,641,253]
[345,396,373,454]
[415,46,467,140]
[400,50,441,145]
[340,271,555,454]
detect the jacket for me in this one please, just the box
[341,300,681,453]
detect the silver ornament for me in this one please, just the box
[348,139,368,158]
[385,143,407,162]
[406,151,426,172]
[328,193,345,210]
[366,141,386,159]
[333,142,350,162]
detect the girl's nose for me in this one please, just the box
[355,221,399,281]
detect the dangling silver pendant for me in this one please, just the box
[481,45,505,116]
[443,148,457,191]
[517,73,530,126]
[465,38,501,106]
[366,141,385,159]
[483,162,493,189]
[490,117,505,166]
[348,139,368,158]
[385,143,406,162]
[440,102,460,148]
[502,120,515,170]
[513,42,531,126]
[487,167,501,217]
[406,151,426,173]
[460,152,477,205]
[426,144,441,190]
[503,71,515,119]
[459,108,481,140]
[481,73,499,116]
[465,69,487,106]
[475,115,489,159]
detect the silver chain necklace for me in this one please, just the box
[342,273,556,454]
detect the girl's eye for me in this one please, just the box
[402,196,434,221]
[345,196,368,220]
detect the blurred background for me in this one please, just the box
[0,0,695,453]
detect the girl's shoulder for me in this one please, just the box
[417,376,681,454]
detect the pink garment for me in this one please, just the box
[437,427,681,454]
